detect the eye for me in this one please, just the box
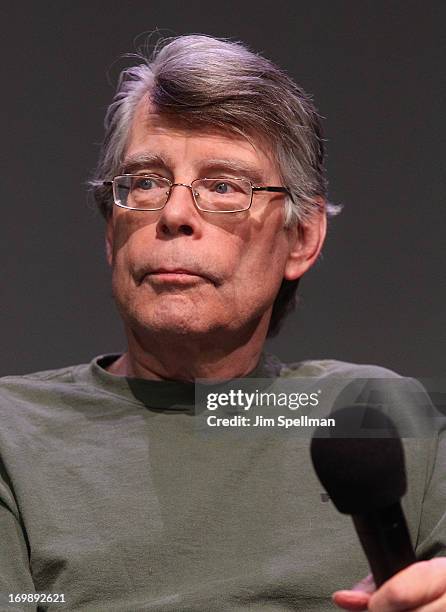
[209,180,239,194]
[215,182,231,194]
[134,177,156,190]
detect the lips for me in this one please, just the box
[139,266,220,286]
[151,268,200,275]
[149,268,207,282]
[142,269,206,287]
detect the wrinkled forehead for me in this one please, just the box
[125,96,282,178]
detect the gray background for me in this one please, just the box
[2,1,445,377]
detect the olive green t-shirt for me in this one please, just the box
[0,354,444,611]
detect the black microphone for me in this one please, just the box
[310,405,416,587]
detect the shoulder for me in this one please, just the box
[274,356,439,441]
[273,356,403,380]
[1,363,79,384]
[0,360,98,426]
[271,355,433,422]
[0,362,86,396]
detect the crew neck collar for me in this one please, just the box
[76,352,284,411]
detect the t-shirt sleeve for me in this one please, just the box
[0,462,37,610]
[325,370,446,559]
[414,418,446,559]
[358,375,446,560]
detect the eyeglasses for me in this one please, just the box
[103,175,292,213]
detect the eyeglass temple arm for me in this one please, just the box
[253,186,293,200]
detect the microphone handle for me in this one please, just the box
[352,502,417,587]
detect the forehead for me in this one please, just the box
[123,98,282,181]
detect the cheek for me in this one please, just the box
[110,211,155,259]
[112,242,133,282]
[233,230,289,285]
[220,238,289,321]
[111,222,153,280]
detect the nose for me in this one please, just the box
[156,183,202,238]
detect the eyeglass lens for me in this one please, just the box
[114,175,252,212]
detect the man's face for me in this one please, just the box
[106,99,323,341]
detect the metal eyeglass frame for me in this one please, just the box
[102,174,293,213]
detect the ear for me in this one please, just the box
[283,199,327,281]
[105,217,114,267]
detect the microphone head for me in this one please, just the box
[310,405,407,514]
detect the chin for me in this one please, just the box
[129,304,223,337]
[146,319,222,338]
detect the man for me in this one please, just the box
[0,34,445,611]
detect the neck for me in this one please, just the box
[107,321,269,382]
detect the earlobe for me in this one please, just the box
[283,203,327,281]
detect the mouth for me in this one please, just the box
[141,268,217,286]
[153,268,200,275]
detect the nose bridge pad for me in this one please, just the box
[167,183,197,209]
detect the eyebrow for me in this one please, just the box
[120,153,172,175]
[120,153,267,185]
[200,158,266,185]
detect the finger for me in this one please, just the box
[332,573,375,610]
[410,592,446,612]
[368,559,446,612]
[351,573,376,594]
[332,590,370,610]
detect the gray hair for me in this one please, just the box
[90,34,341,336]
